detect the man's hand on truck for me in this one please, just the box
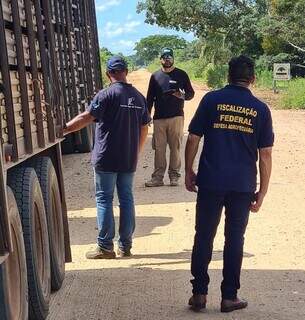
[63,111,95,135]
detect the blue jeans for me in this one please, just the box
[94,169,135,251]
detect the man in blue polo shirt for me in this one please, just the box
[185,55,274,313]
[64,56,150,259]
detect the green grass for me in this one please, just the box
[255,70,273,89]
[281,78,305,109]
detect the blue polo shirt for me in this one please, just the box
[189,84,274,192]
[87,82,151,172]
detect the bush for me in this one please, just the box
[255,54,294,72]
[188,58,206,79]
[255,70,273,89]
[147,58,160,73]
[281,78,305,109]
[176,59,202,80]
[205,64,228,89]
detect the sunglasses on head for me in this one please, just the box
[161,55,173,60]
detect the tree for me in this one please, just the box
[100,47,113,68]
[134,35,188,65]
[257,0,305,73]
[137,0,268,60]
[99,47,113,85]
[261,0,305,53]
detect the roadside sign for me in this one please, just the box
[273,63,291,81]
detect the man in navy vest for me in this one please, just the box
[185,55,274,312]
[64,56,150,259]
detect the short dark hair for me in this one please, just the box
[228,55,255,84]
[108,69,126,75]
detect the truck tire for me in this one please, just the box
[61,133,75,154]
[0,187,28,320]
[77,124,94,153]
[8,167,51,320]
[30,157,65,291]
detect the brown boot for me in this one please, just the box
[170,177,179,186]
[221,298,248,313]
[188,294,207,312]
[85,246,116,259]
[117,248,132,258]
[145,179,164,187]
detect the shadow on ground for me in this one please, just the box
[129,250,254,268]
[69,216,173,246]
[63,136,202,211]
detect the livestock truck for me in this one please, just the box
[0,0,102,319]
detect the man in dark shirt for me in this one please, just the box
[145,48,194,187]
[64,56,150,259]
[185,56,274,312]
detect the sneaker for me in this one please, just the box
[170,177,179,186]
[188,294,207,312]
[145,179,164,187]
[117,248,132,258]
[85,246,116,259]
[221,298,248,313]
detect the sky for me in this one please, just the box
[94,0,195,56]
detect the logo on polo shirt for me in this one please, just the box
[120,97,142,109]
[128,97,135,106]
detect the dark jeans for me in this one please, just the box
[191,188,253,299]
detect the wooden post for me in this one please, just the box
[273,79,278,94]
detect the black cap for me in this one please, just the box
[160,47,174,58]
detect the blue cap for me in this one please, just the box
[107,56,128,72]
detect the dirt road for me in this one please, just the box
[50,69,305,320]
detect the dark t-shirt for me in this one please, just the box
[87,82,151,172]
[147,68,195,119]
[189,85,274,192]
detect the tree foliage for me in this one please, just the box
[137,0,305,73]
[100,47,113,67]
[99,48,138,85]
[137,0,267,58]
[99,47,113,85]
[258,0,305,72]
[134,35,187,65]
[261,0,305,52]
